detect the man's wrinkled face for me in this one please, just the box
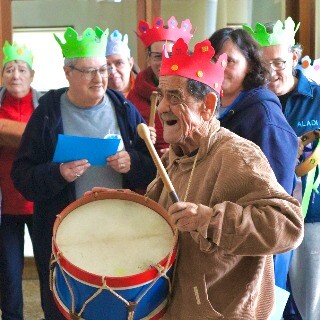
[262,43,297,96]
[107,53,134,92]
[157,75,206,150]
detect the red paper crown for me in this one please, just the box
[160,38,227,94]
[136,16,193,48]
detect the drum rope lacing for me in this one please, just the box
[50,211,178,320]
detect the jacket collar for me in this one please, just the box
[294,69,314,98]
[0,86,40,109]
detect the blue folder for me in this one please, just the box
[53,134,120,166]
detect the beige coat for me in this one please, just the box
[146,119,303,320]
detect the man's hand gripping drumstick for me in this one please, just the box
[138,124,202,233]
[137,123,179,203]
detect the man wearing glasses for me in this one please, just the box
[127,16,194,156]
[11,26,156,320]
[106,30,137,98]
[245,17,320,320]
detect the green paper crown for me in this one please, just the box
[2,41,34,68]
[54,26,109,58]
[243,17,300,47]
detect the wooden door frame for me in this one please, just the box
[136,0,161,69]
[0,0,12,85]
[286,0,315,58]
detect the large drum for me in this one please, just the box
[51,190,177,320]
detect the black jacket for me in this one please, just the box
[11,88,156,223]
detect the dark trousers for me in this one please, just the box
[32,211,65,320]
[0,214,33,320]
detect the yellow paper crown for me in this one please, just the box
[2,41,34,68]
[54,26,109,58]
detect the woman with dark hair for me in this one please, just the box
[209,27,297,194]
[209,27,299,317]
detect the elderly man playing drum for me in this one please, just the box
[91,37,303,319]
[11,26,156,320]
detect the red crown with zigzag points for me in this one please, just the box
[136,16,194,48]
[160,38,227,94]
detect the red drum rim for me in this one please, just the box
[52,189,178,288]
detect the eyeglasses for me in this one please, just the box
[70,64,112,80]
[149,51,172,62]
[107,60,128,72]
[269,60,286,71]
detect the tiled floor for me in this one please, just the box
[23,257,44,319]
[23,279,44,320]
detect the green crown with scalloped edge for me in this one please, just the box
[54,26,109,58]
[243,17,300,47]
[2,41,34,68]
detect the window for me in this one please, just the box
[13,27,69,92]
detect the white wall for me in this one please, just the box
[12,0,219,57]
[12,0,138,57]
[251,0,284,25]
[12,0,285,62]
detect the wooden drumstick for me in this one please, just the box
[149,91,158,127]
[137,123,179,203]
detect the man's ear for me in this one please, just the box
[63,66,71,78]
[129,57,134,70]
[292,50,299,68]
[201,92,217,121]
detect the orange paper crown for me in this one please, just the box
[136,16,193,48]
[160,38,227,94]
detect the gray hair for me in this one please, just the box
[186,78,221,116]
[64,58,81,67]
[291,43,303,60]
[264,21,303,58]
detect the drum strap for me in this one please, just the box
[296,130,320,177]
[301,162,320,219]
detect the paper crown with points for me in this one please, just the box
[136,16,194,48]
[160,38,227,94]
[106,30,131,59]
[296,55,320,84]
[2,41,34,69]
[54,26,109,59]
[243,17,300,47]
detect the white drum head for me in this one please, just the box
[56,199,173,277]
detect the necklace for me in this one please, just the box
[183,151,200,202]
